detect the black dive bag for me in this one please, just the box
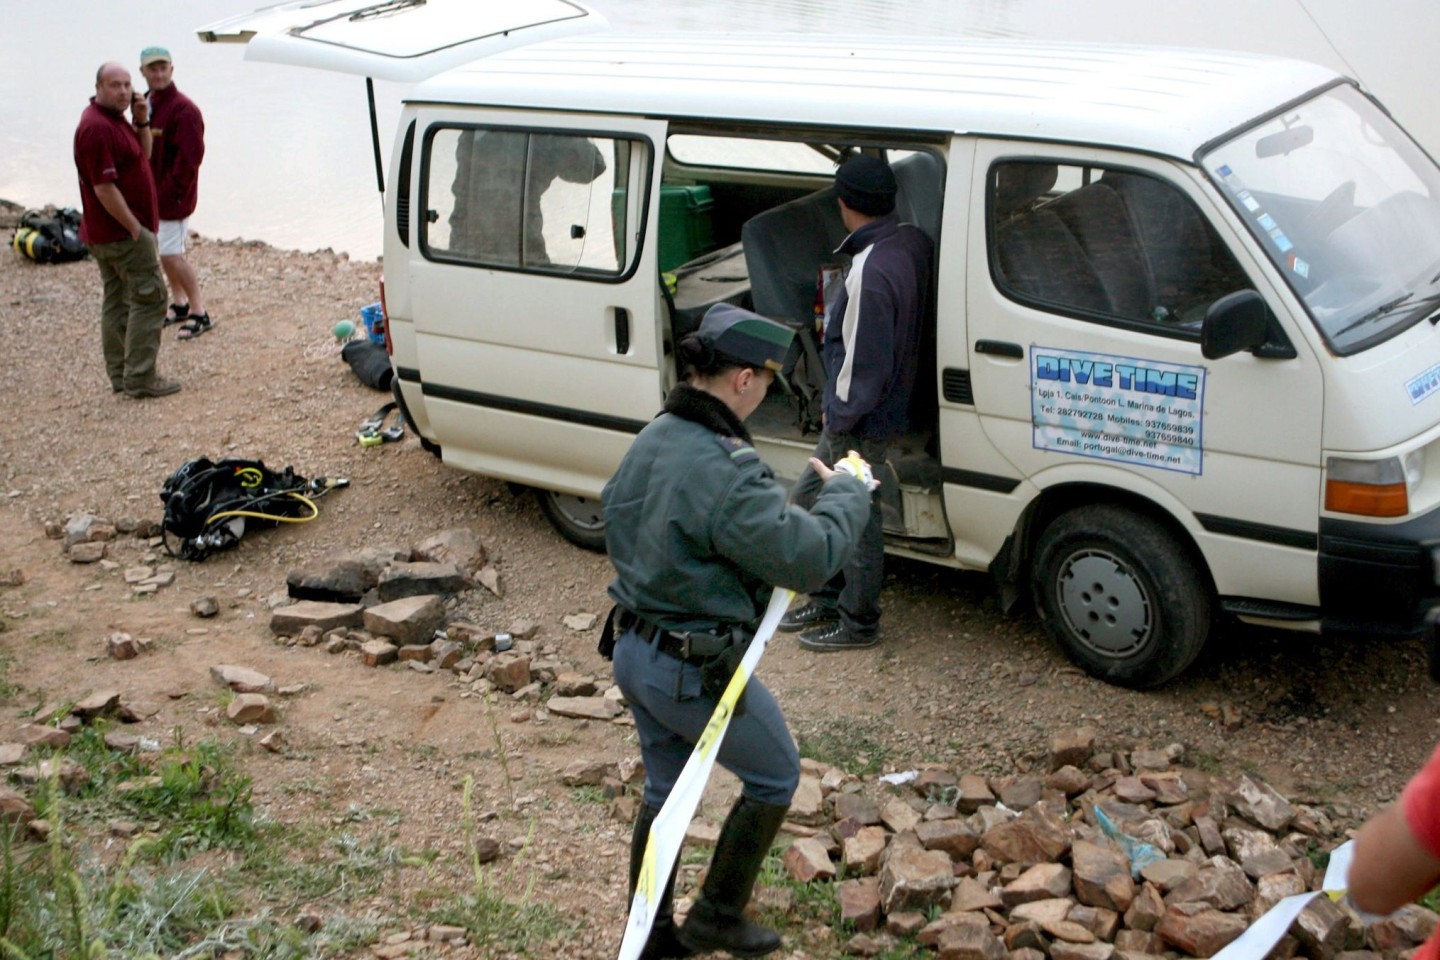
[11,208,86,263]
[159,457,312,561]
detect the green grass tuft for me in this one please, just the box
[796,715,895,777]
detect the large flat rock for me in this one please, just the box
[270,600,364,635]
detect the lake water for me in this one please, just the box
[3,0,1435,260]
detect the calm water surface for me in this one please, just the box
[2,0,1434,260]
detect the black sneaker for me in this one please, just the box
[797,621,879,652]
[779,600,838,633]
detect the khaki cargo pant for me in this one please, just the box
[89,228,167,390]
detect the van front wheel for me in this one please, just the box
[535,488,607,552]
[1032,505,1210,688]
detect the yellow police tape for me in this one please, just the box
[617,587,795,960]
[1212,840,1354,960]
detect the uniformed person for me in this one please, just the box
[603,303,874,959]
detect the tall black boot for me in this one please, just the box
[629,803,693,960]
[677,795,789,958]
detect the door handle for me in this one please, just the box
[615,307,630,355]
[975,340,1024,359]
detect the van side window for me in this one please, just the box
[989,161,1252,333]
[395,120,415,249]
[422,127,639,276]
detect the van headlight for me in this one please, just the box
[1325,454,1420,518]
[1406,448,1425,489]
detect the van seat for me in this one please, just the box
[892,152,944,243]
[995,208,1109,312]
[1047,182,1152,320]
[1101,170,1249,322]
[742,153,946,325]
[994,163,1058,219]
[741,185,850,324]
[669,241,751,337]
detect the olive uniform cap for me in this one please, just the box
[698,303,795,372]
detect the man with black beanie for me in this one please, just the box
[784,153,934,651]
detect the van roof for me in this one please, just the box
[411,34,1344,161]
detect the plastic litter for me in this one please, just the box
[1093,805,1167,878]
[878,770,918,786]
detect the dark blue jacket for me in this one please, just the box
[822,214,933,438]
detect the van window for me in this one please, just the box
[422,127,640,276]
[395,120,415,249]
[989,161,1251,333]
[668,135,838,175]
[1202,83,1440,354]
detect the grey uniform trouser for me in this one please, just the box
[89,229,167,389]
[790,431,886,638]
[612,627,800,809]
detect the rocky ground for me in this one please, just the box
[1,218,1439,959]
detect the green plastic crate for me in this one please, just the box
[656,184,716,272]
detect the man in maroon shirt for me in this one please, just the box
[73,62,181,398]
[140,47,210,340]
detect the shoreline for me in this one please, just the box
[1,196,370,260]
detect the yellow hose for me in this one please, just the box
[204,492,318,526]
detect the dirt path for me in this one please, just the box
[1,233,1436,957]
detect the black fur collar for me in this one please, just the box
[663,383,753,444]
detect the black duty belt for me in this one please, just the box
[619,609,737,662]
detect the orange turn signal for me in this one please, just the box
[1324,479,1408,517]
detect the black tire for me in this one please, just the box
[1032,504,1211,688]
[535,488,607,552]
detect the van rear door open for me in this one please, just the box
[197,0,608,83]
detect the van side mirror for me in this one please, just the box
[1201,290,1269,360]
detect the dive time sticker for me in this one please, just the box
[1031,347,1207,475]
[1406,361,1440,406]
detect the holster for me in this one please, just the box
[598,604,621,660]
[699,627,752,716]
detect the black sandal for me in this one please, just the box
[163,303,190,326]
[177,313,212,340]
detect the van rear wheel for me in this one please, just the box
[1032,504,1210,688]
[535,488,607,552]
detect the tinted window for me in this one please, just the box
[423,127,639,276]
[990,161,1251,333]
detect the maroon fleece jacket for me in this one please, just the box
[147,83,205,221]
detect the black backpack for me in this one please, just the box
[11,208,86,264]
[159,457,315,561]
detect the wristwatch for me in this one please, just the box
[135,120,151,128]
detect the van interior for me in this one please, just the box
[652,130,949,549]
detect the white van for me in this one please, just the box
[206,2,1440,687]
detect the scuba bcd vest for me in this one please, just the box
[11,208,86,264]
[159,457,332,561]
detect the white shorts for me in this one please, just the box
[156,219,190,256]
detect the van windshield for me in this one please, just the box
[1201,84,1440,354]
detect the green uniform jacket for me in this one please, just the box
[604,384,871,631]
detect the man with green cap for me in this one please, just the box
[603,303,873,958]
[139,45,210,339]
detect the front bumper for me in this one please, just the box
[1319,504,1440,637]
